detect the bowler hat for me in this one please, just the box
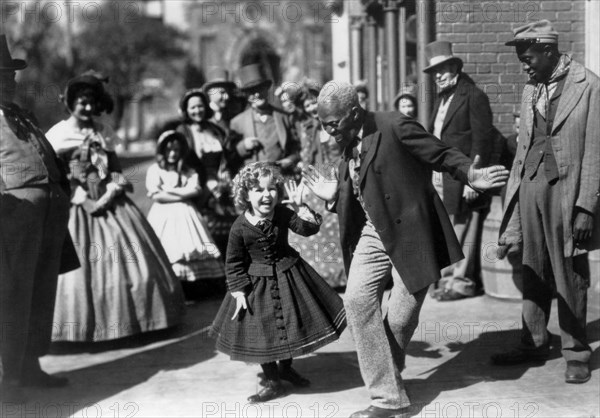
[202,68,236,93]
[0,34,27,71]
[275,81,305,104]
[505,20,559,46]
[393,84,418,108]
[423,41,463,74]
[238,64,272,92]
[302,78,322,97]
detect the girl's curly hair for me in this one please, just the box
[232,162,285,212]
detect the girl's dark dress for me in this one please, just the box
[210,205,346,363]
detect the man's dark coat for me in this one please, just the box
[428,74,494,214]
[333,111,474,294]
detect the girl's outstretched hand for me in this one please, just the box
[231,291,247,320]
[282,179,305,210]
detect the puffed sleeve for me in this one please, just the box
[181,169,202,193]
[283,205,321,237]
[145,163,163,196]
[225,222,252,292]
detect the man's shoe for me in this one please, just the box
[565,361,590,384]
[491,346,549,366]
[20,370,69,388]
[278,365,311,387]
[350,405,411,418]
[247,380,286,403]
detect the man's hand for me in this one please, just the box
[302,165,339,202]
[243,137,261,151]
[231,291,247,320]
[497,232,522,260]
[468,155,510,192]
[463,185,478,203]
[573,211,594,245]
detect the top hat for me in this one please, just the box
[63,70,113,115]
[423,41,463,74]
[202,67,236,93]
[237,64,272,92]
[505,20,559,46]
[0,34,27,71]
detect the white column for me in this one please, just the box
[586,0,600,76]
[330,7,351,82]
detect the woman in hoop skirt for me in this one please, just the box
[46,71,185,342]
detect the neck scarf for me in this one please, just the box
[81,133,109,179]
[533,54,571,119]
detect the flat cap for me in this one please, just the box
[505,20,558,46]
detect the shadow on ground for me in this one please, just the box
[9,300,223,417]
[405,318,600,415]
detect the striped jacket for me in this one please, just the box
[500,60,600,256]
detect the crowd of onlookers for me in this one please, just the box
[2,18,598,413]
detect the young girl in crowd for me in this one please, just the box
[210,162,346,403]
[146,130,225,287]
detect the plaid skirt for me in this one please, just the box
[209,259,346,363]
[203,211,237,256]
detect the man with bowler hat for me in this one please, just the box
[424,40,496,301]
[229,63,300,175]
[202,67,237,134]
[493,20,600,384]
[0,34,77,402]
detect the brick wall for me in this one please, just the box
[434,0,585,135]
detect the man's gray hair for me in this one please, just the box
[317,81,359,113]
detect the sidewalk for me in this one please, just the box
[4,287,598,418]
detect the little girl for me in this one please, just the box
[210,162,346,403]
[146,130,225,286]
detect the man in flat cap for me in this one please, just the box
[0,34,76,402]
[493,20,600,384]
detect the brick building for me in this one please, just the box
[434,0,590,134]
[332,0,598,136]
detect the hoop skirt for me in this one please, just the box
[47,120,185,342]
[52,195,186,342]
